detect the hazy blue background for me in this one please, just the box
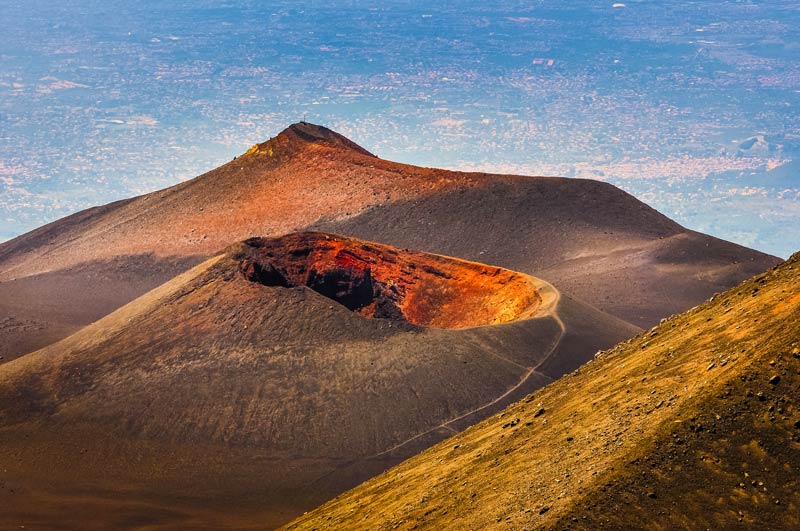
[1,0,798,257]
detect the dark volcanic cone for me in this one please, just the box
[0,233,637,529]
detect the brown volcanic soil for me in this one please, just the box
[0,233,637,530]
[285,253,800,531]
[0,122,779,360]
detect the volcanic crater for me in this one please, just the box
[237,232,542,329]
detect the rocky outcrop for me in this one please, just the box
[237,232,542,329]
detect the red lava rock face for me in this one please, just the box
[237,232,542,329]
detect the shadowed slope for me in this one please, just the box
[0,123,778,359]
[313,180,778,327]
[0,254,200,361]
[285,253,800,531]
[0,233,636,530]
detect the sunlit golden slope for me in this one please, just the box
[284,252,800,531]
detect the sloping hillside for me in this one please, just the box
[285,252,800,531]
[0,233,637,530]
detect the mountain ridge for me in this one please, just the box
[0,123,779,362]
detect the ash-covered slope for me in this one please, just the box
[0,233,636,530]
[312,180,777,328]
[285,253,800,531]
[0,123,778,360]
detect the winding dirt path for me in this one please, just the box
[369,277,565,459]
